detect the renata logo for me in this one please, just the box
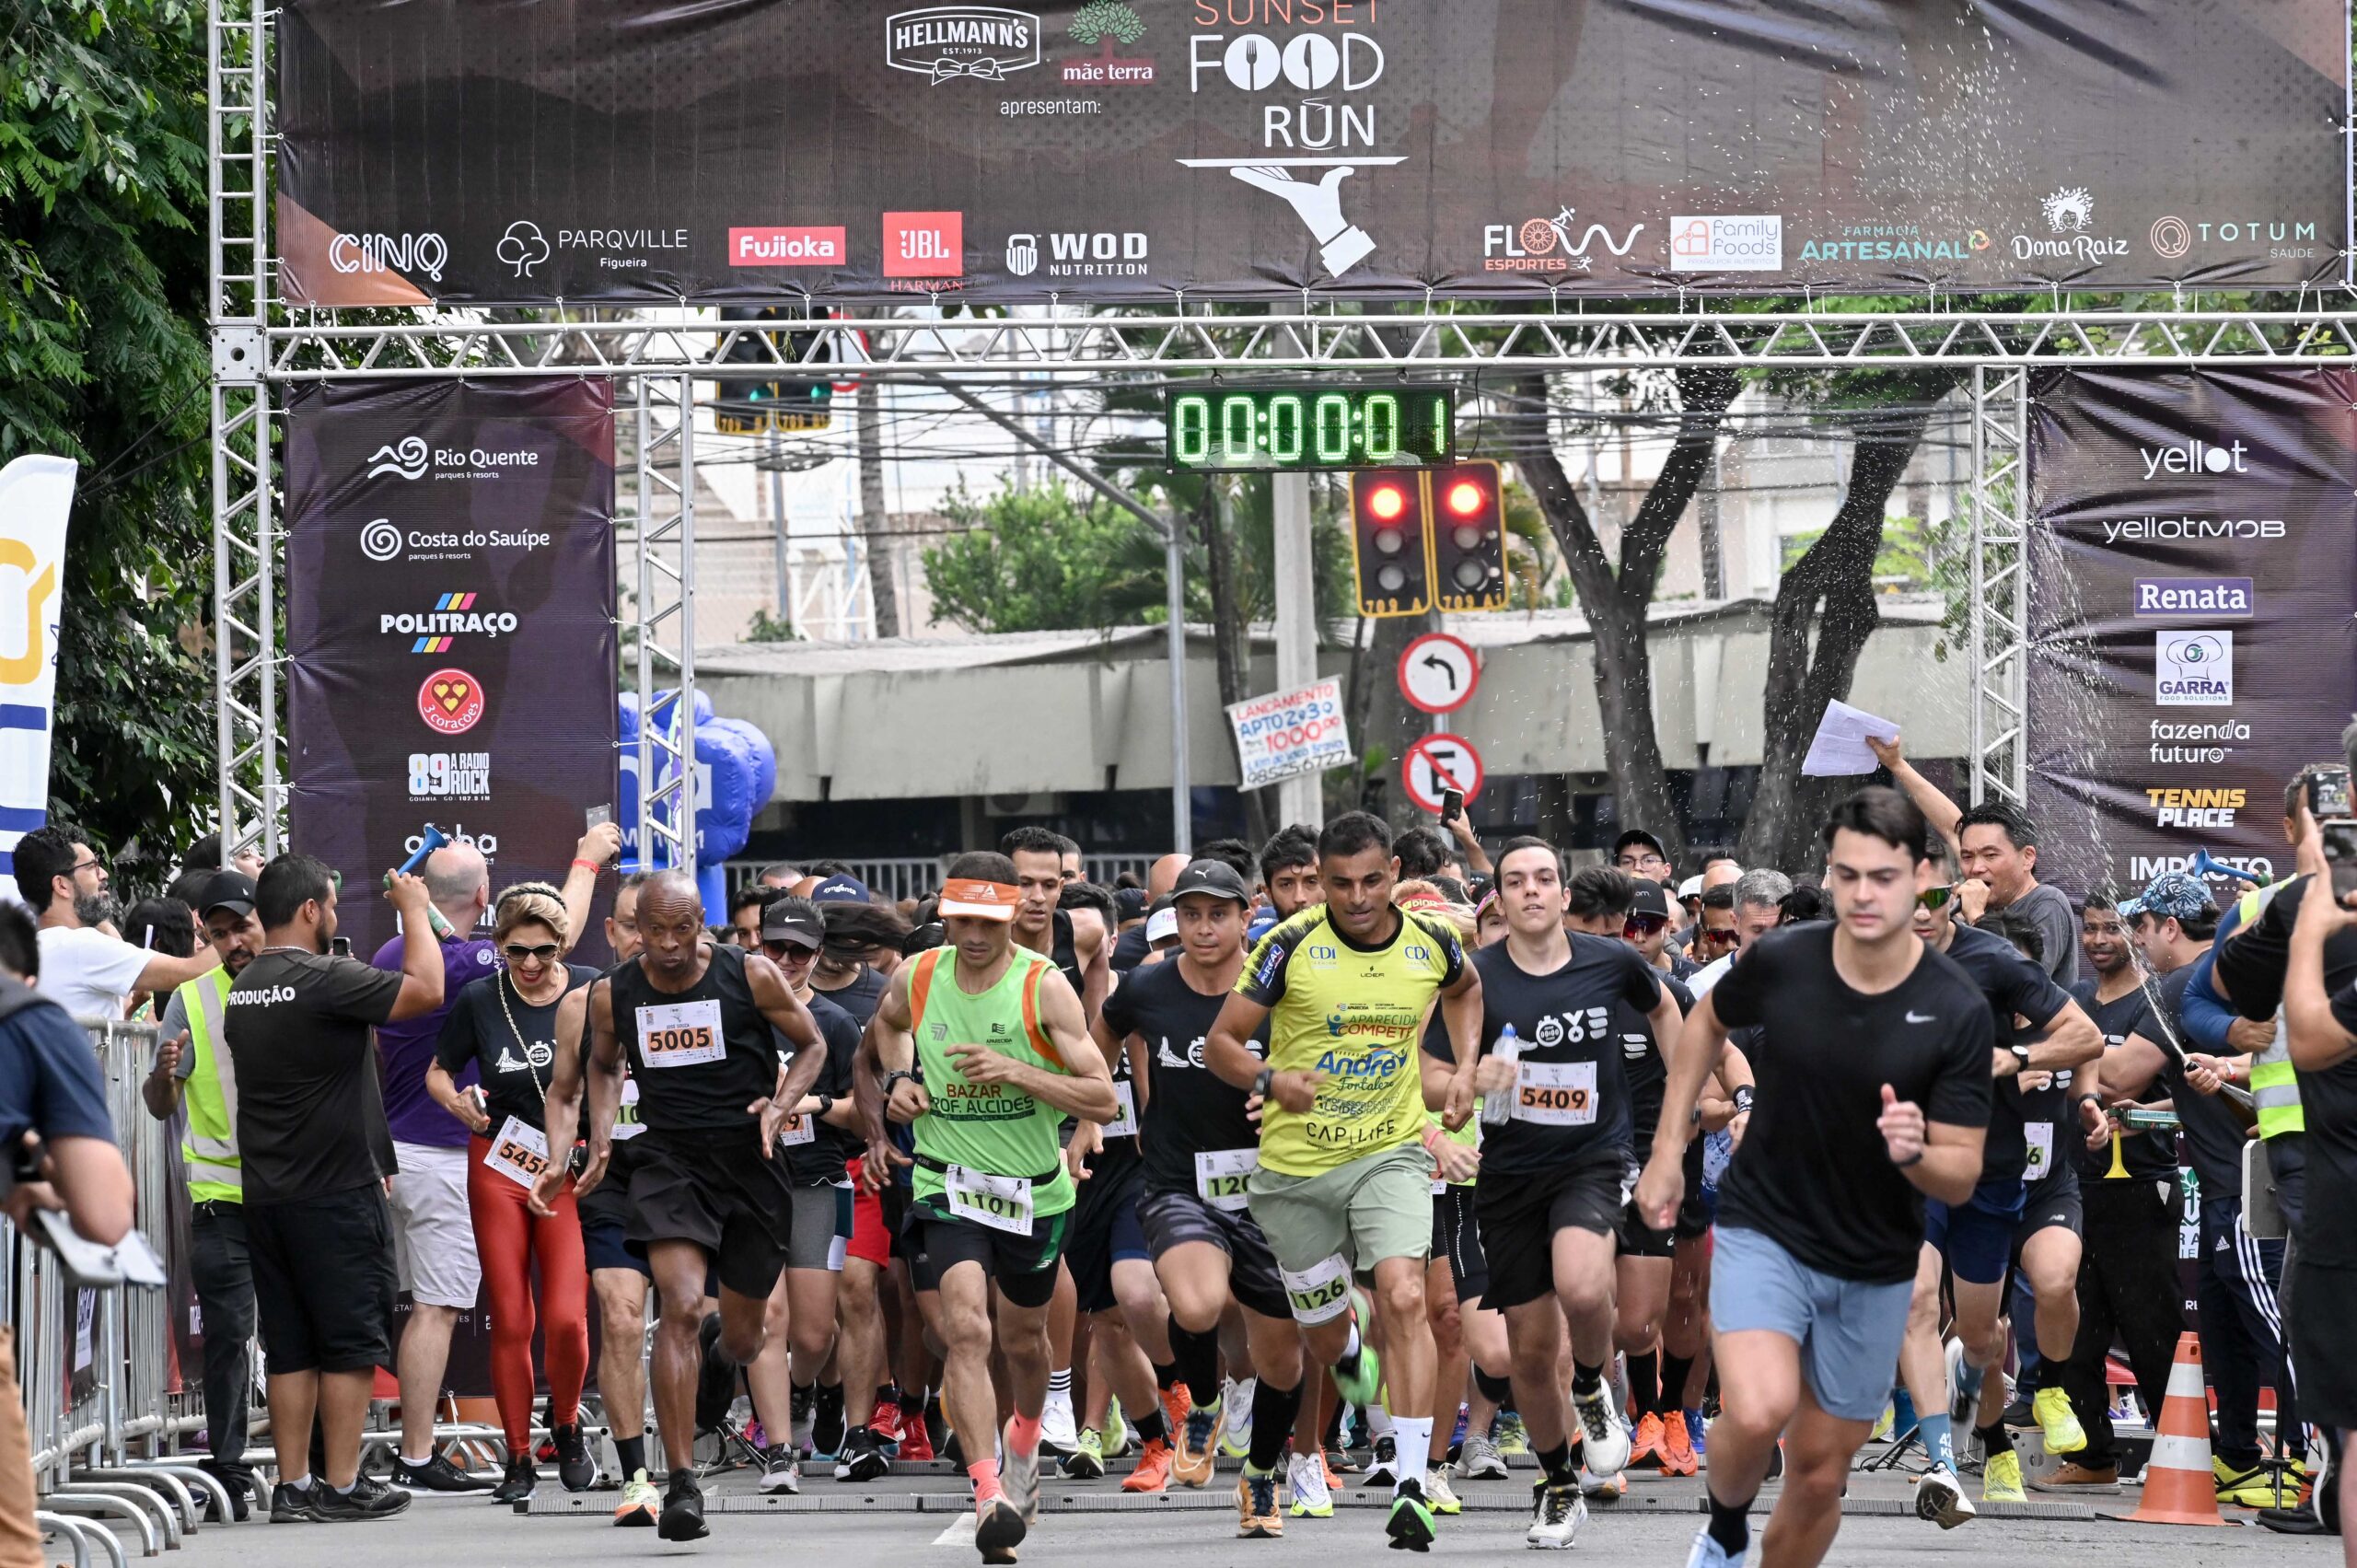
[730,226,847,266]
[417,668,486,735]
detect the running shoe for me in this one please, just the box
[759,1446,802,1494]
[836,1426,891,1482]
[1573,1380,1631,1478]
[975,1496,1027,1563]
[1103,1398,1132,1459]
[2029,1460,2118,1492]
[1492,1411,1530,1457]
[1686,1408,1708,1465]
[1363,1434,1399,1489]
[491,1454,537,1504]
[2258,1501,2328,1535]
[1981,1449,2026,1504]
[695,1313,737,1432]
[1175,1403,1220,1488]
[1041,1388,1079,1456]
[1003,1419,1042,1526]
[2001,1395,2036,1429]
[1658,1411,1700,1478]
[659,1474,709,1541]
[813,1382,846,1458]
[900,1421,938,1465]
[1334,1344,1384,1412]
[792,1383,819,1458]
[1628,1411,1666,1470]
[1457,1431,1508,1481]
[613,1469,660,1526]
[270,1481,326,1524]
[1287,1450,1333,1517]
[1913,1462,1976,1528]
[553,1423,599,1493]
[1237,1467,1284,1538]
[1385,1476,1436,1551]
[2030,1388,2085,1456]
[1527,1480,1586,1551]
[1062,1427,1107,1481]
[1945,1338,1980,1424]
[2215,1458,2270,1505]
[1123,1437,1175,1493]
[314,1474,412,1520]
[390,1449,494,1493]
[1422,1469,1462,1516]
[1222,1377,1255,1458]
[1683,1523,1747,1568]
[2227,1462,2307,1511]
[1581,1464,1628,1502]
[1160,1384,1192,1455]
[870,1398,906,1446]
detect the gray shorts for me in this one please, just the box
[389,1142,482,1309]
[1248,1142,1431,1323]
[1709,1225,1912,1423]
[787,1183,853,1273]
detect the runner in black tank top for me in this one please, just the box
[536,871,825,1543]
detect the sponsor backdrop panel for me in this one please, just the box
[276,0,2347,306]
[2026,368,2357,896]
[285,377,619,962]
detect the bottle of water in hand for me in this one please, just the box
[1480,1024,1519,1127]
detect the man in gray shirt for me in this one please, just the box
[1869,736,2080,985]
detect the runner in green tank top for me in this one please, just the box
[866,852,1116,1566]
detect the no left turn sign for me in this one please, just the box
[1402,733,1484,813]
[1398,632,1479,714]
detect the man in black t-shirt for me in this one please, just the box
[2044,893,2187,1490]
[1437,844,1676,1545]
[1636,788,1992,1568]
[224,854,445,1525]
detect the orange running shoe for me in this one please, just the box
[1627,1412,1666,1471]
[1124,1437,1176,1493]
[1162,1382,1192,1444]
[1657,1411,1699,1477]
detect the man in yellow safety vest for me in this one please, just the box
[142,869,265,1520]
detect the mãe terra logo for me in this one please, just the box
[1062,0,1153,83]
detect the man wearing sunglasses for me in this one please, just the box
[1625,882,1700,984]
[1688,871,1792,999]
[16,824,220,1021]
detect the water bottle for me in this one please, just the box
[1480,1025,1519,1127]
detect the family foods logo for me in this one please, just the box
[887,6,1041,81]
[1667,215,1782,273]
[1483,207,1646,274]
[417,668,486,736]
[2155,631,2232,706]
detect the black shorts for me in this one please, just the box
[575,1132,643,1234]
[1479,1154,1629,1310]
[1431,1183,1490,1302]
[1067,1158,1150,1315]
[1136,1187,1291,1319]
[247,1184,398,1376]
[2014,1171,2084,1256]
[907,1199,1070,1310]
[2292,1260,2357,1431]
[1674,1136,1711,1239]
[626,1126,797,1299]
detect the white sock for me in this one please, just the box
[284,1473,312,1493]
[1365,1402,1395,1439]
[1341,1323,1363,1364]
[1389,1417,1433,1488]
[1047,1369,1073,1400]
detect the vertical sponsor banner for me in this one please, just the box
[2026,368,2357,895]
[284,378,618,959]
[0,455,76,901]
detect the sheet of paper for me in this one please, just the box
[1801,699,1901,776]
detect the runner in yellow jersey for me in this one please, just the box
[1207,812,1483,1551]
[866,851,1118,1565]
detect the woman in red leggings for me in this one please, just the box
[427,882,598,1501]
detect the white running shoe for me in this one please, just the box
[1527,1481,1586,1550]
[1223,1377,1256,1458]
[1040,1388,1079,1456]
[1573,1380,1631,1478]
[1914,1462,1977,1529]
[1286,1450,1334,1517]
[1458,1432,1510,1481]
[1684,1523,1748,1568]
[1003,1422,1042,1527]
[758,1449,801,1494]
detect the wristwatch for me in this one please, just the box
[1732,1086,1755,1114]
[1252,1067,1276,1101]
[816,1094,836,1118]
[881,1069,915,1099]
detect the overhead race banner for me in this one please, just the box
[277,0,2348,306]
[284,377,619,960]
[0,455,75,903]
[1228,677,1351,790]
[2026,368,2357,896]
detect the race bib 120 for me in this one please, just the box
[1194,1147,1257,1212]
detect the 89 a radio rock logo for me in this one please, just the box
[417,668,487,735]
[408,750,491,801]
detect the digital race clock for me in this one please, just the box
[1166,385,1456,471]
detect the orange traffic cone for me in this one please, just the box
[2124,1331,2232,1527]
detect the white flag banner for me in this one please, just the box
[0,455,78,903]
[1226,677,1351,791]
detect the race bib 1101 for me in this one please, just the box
[946,1165,1034,1236]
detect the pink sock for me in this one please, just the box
[1007,1411,1043,1459]
[969,1458,1003,1505]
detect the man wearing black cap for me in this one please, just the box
[141,869,265,1516]
[1624,881,1700,984]
[1613,831,1674,888]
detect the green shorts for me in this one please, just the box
[1247,1142,1432,1321]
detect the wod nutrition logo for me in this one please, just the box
[417,668,486,736]
[887,6,1041,81]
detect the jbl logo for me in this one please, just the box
[885,212,964,277]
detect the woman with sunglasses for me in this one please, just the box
[426,883,600,1501]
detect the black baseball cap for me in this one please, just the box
[1612,829,1668,862]
[1114,887,1147,923]
[1628,881,1670,920]
[197,869,256,919]
[760,900,825,949]
[1171,860,1250,906]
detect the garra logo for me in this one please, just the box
[887,6,1041,82]
[2156,631,2233,707]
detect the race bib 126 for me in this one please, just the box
[1279,1252,1353,1326]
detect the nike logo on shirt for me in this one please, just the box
[1905,1012,1937,1024]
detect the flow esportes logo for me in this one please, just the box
[499,220,552,277]
[366,436,429,481]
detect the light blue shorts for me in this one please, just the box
[1709,1226,1913,1423]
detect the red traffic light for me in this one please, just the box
[1367,483,1408,521]
[1444,479,1486,517]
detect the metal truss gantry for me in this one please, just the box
[208,0,2357,858]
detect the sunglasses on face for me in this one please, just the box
[1698,927,1738,946]
[502,943,560,963]
[1917,884,1960,912]
[1623,914,1667,938]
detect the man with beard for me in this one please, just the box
[140,870,267,1517]
[15,823,218,1018]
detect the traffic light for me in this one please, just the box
[1349,469,1432,617]
[1430,460,1506,611]
[714,308,835,435]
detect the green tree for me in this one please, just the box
[1,0,215,876]
[922,478,1156,634]
[1067,1,1145,46]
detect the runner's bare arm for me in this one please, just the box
[2023,998,2102,1071]
[1865,733,1962,849]
[540,982,591,1150]
[1633,991,1731,1227]
[1893,1111,1985,1206]
[1434,961,1483,1129]
[1071,904,1110,1025]
[746,951,830,1114]
[1206,993,1276,1092]
[554,822,621,957]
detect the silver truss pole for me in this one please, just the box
[1967,366,2031,808]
